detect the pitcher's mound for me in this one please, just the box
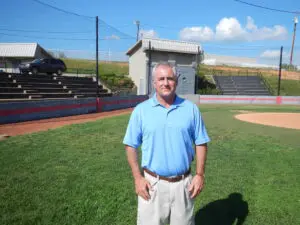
[235,113,300,130]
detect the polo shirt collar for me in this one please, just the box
[151,93,184,108]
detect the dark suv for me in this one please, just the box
[19,58,67,75]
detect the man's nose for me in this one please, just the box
[163,78,169,85]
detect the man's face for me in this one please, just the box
[153,65,177,98]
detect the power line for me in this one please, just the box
[205,43,276,48]
[142,24,181,30]
[234,0,300,14]
[204,46,263,51]
[203,44,290,51]
[142,23,209,30]
[31,0,134,38]
[0,28,93,34]
[0,32,94,41]
[99,37,135,40]
[0,32,134,41]
[31,0,94,19]
[98,20,135,39]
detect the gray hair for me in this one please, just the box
[152,62,177,81]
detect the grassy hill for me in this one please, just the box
[63,59,133,92]
[64,58,128,75]
[62,58,300,96]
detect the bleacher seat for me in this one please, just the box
[0,72,112,100]
[213,75,270,95]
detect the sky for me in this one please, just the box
[1,0,300,66]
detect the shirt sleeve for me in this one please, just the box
[193,104,210,145]
[123,106,142,149]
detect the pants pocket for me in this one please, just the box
[139,174,159,204]
[184,175,193,199]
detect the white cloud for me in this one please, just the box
[248,25,288,41]
[179,16,288,42]
[260,50,289,58]
[139,29,158,39]
[258,50,300,67]
[104,35,120,40]
[246,16,257,30]
[215,17,247,41]
[179,26,214,42]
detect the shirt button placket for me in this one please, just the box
[166,109,170,126]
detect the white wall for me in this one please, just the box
[0,58,33,73]
[128,48,147,95]
[150,52,196,67]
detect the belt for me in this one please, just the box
[143,168,191,183]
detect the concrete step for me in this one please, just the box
[0,87,24,93]
[0,82,20,88]
[0,93,30,99]
[18,82,64,87]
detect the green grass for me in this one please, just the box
[63,59,133,90]
[1,105,300,225]
[264,76,300,96]
[63,58,129,75]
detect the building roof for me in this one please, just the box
[0,43,51,58]
[126,38,202,56]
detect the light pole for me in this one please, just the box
[290,16,298,66]
[96,16,99,97]
[134,20,140,42]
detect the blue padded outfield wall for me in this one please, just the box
[0,95,148,124]
[1,95,299,125]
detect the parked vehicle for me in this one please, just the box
[19,58,67,75]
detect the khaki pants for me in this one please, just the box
[137,171,195,225]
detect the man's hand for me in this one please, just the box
[188,174,205,199]
[135,176,152,201]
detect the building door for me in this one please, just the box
[176,66,196,95]
[147,64,155,96]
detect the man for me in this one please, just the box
[123,62,210,225]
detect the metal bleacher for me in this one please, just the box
[213,75,270,96]
[0,72,112,100]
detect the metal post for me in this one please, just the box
[147,41,152,95]
[96,16,99,97]
[277,46,283,96]
[196,46,201,94]
[290,17,298,66]
[135,20,140,42]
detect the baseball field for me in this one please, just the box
[1,104,299,225]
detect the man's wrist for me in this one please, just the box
[133,173,143,181]
[195,173,205,178]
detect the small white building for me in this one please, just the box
[0,43,52,73]
[126,38,202,95]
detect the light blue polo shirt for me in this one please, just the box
[123,94,210,177]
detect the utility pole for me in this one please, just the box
[96,16,99,97]
[278,46,283,96]
[147,41,152,95]
[290,16,298,66]
[134,20,140,42]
